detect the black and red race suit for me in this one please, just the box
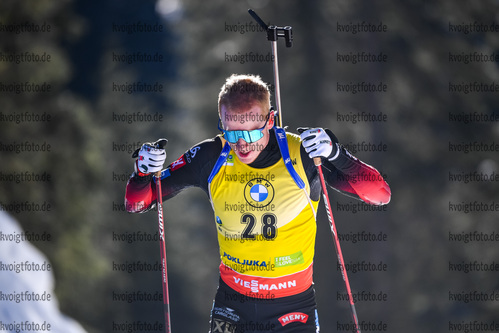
[125,129,390,332]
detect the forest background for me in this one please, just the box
[0,0,498,332]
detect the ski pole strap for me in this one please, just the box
[154,169,171,181]
[274,127,305,189]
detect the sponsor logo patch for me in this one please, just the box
[243,178,274,208]
[212,318,236,333]
[223,153,235,166]
[212,306,240,322]
[278,312,309,326]
[170,156,186,171]
[274,251,305,268]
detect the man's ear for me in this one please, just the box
[268,107,276,128]
[268,113,274,128]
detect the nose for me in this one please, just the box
[236,137,247,146]
[235,138,250,151]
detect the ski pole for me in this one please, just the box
[314,157,361,333]
[154,139,171,333]
[248,9,361,332]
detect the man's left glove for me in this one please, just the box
[298,127,340,161]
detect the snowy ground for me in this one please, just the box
[0,211,87,333]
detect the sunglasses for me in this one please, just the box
[218,112,272,144]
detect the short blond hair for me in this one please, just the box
[218,74,271,117]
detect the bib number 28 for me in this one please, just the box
[241,213,277,240]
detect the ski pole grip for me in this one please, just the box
[155,138,168,149]
[313,157,322,166]
[154,138,168,178]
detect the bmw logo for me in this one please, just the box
[244,178,275,208]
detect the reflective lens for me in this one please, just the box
[223,129,264,143]
[218,113,270,143]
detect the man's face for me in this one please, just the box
[220,103,273,165]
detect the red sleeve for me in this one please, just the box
[125,174,156,213]
[324,148,391,206]
[344,159,391,205]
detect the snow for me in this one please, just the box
[0,211,87,333]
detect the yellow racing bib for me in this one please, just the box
[209,132,319,298]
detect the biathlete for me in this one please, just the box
[125,74,391,332]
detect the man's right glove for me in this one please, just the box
[132,139,167,176]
